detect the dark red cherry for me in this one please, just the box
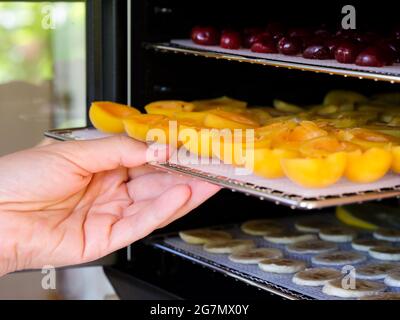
[243,32,272,48]
[334,41,362,64]
[377,39,400,63]
[336,29,357,40]
[191,26,220,46]
[354,32,379,46]
[356,46,393,67]
[303,45,332,59]
[289,27,312,39]
[325,37,342,55]
[277,37,302,55]
[220,31,242,49]
[251,39,278,53]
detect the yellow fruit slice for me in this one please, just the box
[345,148,392,183]
[337,128,398,150]
[323,90,367,106]
[204,110,259,129]
[392,146,400,174]
[172,111,207,127]
[288,121,328,142]
[336,206,378,230]
[144,100,195,117]
[273,99,304,113]
[245,148,298,179]
[123,114,170,143]
[89,101,141,133]
[281,152,347,188]
[178,125,214,158]
[242,108,272,125]
[299,136,360,157]
[192,96,247,111]
[361,125,400,139]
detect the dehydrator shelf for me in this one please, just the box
[44,127,400,210]
[148,234,310,300]
[145,41,400,83]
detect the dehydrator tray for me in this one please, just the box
[146,41,400,83]
[44,127,400,210]
[147,215,400,300]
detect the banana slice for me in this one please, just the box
[228,247,283,264]
[264,231,317,244]
[384,270,400,287]
[240,219,284,236]
[286,240,338,254]
[294,219,335,233]
[312,251,366,266]
[292,268,342,286]
[179,229,232,245]
[258,258,306,274]
[322,279,386,298]
[203,239,255,254]
[351,238,389,251]
[356,262,400,280]
[360,292,400,300]
[373,228,400,242]
[369,246,400,261]
[319,227,357,243]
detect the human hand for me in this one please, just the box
[0,136,220,276]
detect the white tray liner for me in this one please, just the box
[68,128,400,198]
[162,217,400,300]
[171,39,400,76]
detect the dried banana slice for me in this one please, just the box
[286,240,338,254]
[384,270,400,287]
[322,279,386,298]
[312,251,366,266]
[373,228,400,242]
[369,246,400,261]
[264,231,317,244]
[356,262,400,280]
[203,239,255,254]
[360,292,400,300]
[258,258,306,274]
[294,219,335,233]
[179,229,232,245]
[319,227,357,243]
[292,268,342,286]
[351,238,389,252]
[240,219,284,236]
[228,247,283,264]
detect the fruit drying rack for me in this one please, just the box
[45,127,400,210]
[145,40,400,83]
[145,214,400,300]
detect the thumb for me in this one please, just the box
[44,135,169,173]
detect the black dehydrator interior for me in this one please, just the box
[104,0,400,299]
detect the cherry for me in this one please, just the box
[243,32,272,48]
[220,31,242,49]
[325,37,343,55]
[289,27,312,39]
[251,39,278,53]
[303,45,332,59]
[277,37,302,55]
[356,46,393,67]
[191,26,220,46]
[334,40,362,64]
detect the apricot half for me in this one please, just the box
[192,96,247,111]
[123,114,170,143]
[204,110,259,129]
[89,101,141,133]
[281,152,347,188]
[299,136,360,157]
[337,128,398,150]
[245,148,298,179]
[392,146,400,174]
[345,148,392,183]
[145,100,195,117]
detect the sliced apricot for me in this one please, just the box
[392,146,400,174]
[204,110,259,129]
[144,100,195,117]
[281,152,347,188]
[123,114,170,143]
[288,121,328,142]
[89,101,141,133]
[178,125,214,158]
[245,148,298,179]
[172,111,207,127]
[192,96,247,111]
[345,148,392,183]
[337,128,398,150]
[299,136,360,157]
[323,90,367,106]
[241,108,272,125]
